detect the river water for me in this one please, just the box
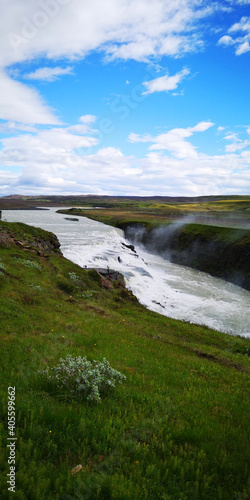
[2,208,250,338]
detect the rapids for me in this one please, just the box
[2,207,250,338]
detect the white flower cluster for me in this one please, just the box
[68,272,80,282]
[14,258,42,270]
[39,355,126,403]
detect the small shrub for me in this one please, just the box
[14,257,42,270]
[68,272,80,282]
[38,355,126,403]
[29,284,44,291]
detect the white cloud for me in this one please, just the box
[228,17,250,33]
[0,70,59,124]
[129,121,214,158]
[0,119,249,196]
[225,140,250,152]
[1,0,221,67]
[128,133,153,143]
[218,16,250,55]
[190,122,214,132]
[0,0,220,124]
[25,65,74,81]
[0,121,38,133]
[235,40,250,55]
[79,115,96,124]
[224,132,239,141]
[218,35,234,46]
[223,131,250,152]
[142,68,190,95]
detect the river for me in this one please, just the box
[2,208,250,339]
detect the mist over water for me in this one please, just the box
[3,208,250,338]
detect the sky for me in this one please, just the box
[0,0,249,197]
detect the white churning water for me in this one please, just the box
[2,208,250,338]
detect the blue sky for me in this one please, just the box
[0,0,249,196]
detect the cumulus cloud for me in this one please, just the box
[225,141,250,152]
[235,40,250,55]
[1,0,220,68]
[229,17,250,33]
[217,35,234,46]
[128,133,153,143]
[0,117,249,196]
[0,70,60,124]
[0,0,220,124]
[218,16,250,55]
[223,131,250,152]
[0,1,249,196]
[79,115,96,124]
[0,116,98,166]
[129,121,214,158]
[190,122,214,132]
[142,68,190,95]
[24,65,74,81]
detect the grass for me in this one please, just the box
[0,221,249,499]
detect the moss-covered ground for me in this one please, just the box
[0,221,249,500]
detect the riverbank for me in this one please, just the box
[0,220,249,499]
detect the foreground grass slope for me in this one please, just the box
[0,221,249,500]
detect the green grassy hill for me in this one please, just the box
[0,221,249,499]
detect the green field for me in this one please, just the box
[0,220,249,499]
[1,194,250,220]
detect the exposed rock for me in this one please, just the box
[0,221,61,256]
[122,242,136,253]
[100,275,113,289]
